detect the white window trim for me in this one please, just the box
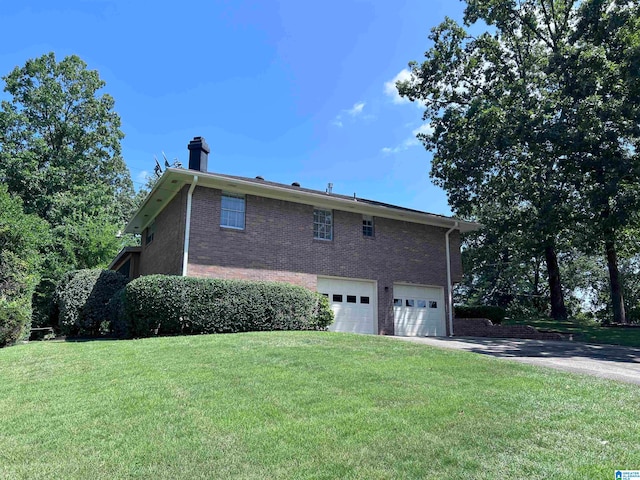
[313,208,333,241]
[221,192,246,230]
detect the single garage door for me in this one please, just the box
[393,284,445,336]
[317,277,376,334]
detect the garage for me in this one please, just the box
[393,283,446,336]
[317,277,376,334]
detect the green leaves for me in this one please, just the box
[0,52,137,327]
[401,0,640,320]
[119,276,334,339]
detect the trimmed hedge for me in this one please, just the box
[455,305,506,325]
[53,269,129,336]
[119,275,333,338]
[0,298,31,347]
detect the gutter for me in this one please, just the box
[445,221,459,337]
[182,175,199,276]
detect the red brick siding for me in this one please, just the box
[139,186,188,276]
[187,186,462,335]
[189,264,317,290]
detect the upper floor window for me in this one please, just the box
[362,215,374,237]
[145,221,156,246]
[313,208,333,240]
[221,193,245,229]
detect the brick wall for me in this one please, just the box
[189,264,317,290]
[186,186,463,334]
[139,186,188,276]
[454,318,564,340]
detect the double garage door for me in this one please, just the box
[318,277,446,337]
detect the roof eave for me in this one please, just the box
[125,169,481,234]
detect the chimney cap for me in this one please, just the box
[256,175,264,180]
[291,182,300,187]
[188,136,210,154]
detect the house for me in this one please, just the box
[110,137,479,336]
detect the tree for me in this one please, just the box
[0,185,48,346]
[557,0,640,323]
[398,2,576,319]
[398,0,640,322]
[0,53,136,325]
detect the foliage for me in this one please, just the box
[398,0,640,323]
[0,186,48,346]
[53,269,129,337]
[0,52,136,325]
[0,298,31,347]
[454,305,506,325]
[120,275,333,338]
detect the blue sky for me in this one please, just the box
[1,0,467,215]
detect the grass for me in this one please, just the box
[1,331,639,479]
[505,317,640,347]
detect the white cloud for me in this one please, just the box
[381,123,432,154]
[384,69,412,104]
[412,123,434,137]
[333,101,368,127]
[136,170,150,184]
[347,101,365,117]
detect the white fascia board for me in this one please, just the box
[125,169,481,234]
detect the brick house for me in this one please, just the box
[110,137,479,336]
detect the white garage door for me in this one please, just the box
[393,284,445,337]
[317,277,376,334]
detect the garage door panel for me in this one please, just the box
[393,284,445,337]
[318,277,376,335]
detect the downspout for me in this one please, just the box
[445,221,459,337]
[182,175,199,276]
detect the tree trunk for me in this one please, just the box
[605,240,627,324]
[544,243,567,320]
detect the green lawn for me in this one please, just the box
[505,317,640,347]
[1,332,639,479]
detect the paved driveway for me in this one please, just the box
[393,336,640,385]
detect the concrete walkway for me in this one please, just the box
[392,336,640,385]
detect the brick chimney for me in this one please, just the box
[187,136,210,172]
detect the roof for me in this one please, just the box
[108,246,142,270]
[125,168,481,234]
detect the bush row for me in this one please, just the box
[115,275,333,338]
[53,269,129,336]
[53,271,333,338]
[454,305,506,325]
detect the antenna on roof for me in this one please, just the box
[161,151,184,169]
[154,156,163,177]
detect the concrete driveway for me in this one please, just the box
[393,336,640,385]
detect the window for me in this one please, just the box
[314,209,333,240]
[362,215,374,237]
[417,300,427,309]
[332,294,343,302]
[393,298,402,307]
[405,299,415,307]
[320,293,329,298]
[360,296,370,304]
[347,295,357,303]
[429,301,438,309]
[221,193,245,229]
[145,221,156,246]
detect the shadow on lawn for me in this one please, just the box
[438,337,640,364]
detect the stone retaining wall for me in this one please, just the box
[454,318,564,340]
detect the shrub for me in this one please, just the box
[0,298,31,347]
[455,305,506,325]
[53,269,129,336]
[120,275,333,338]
